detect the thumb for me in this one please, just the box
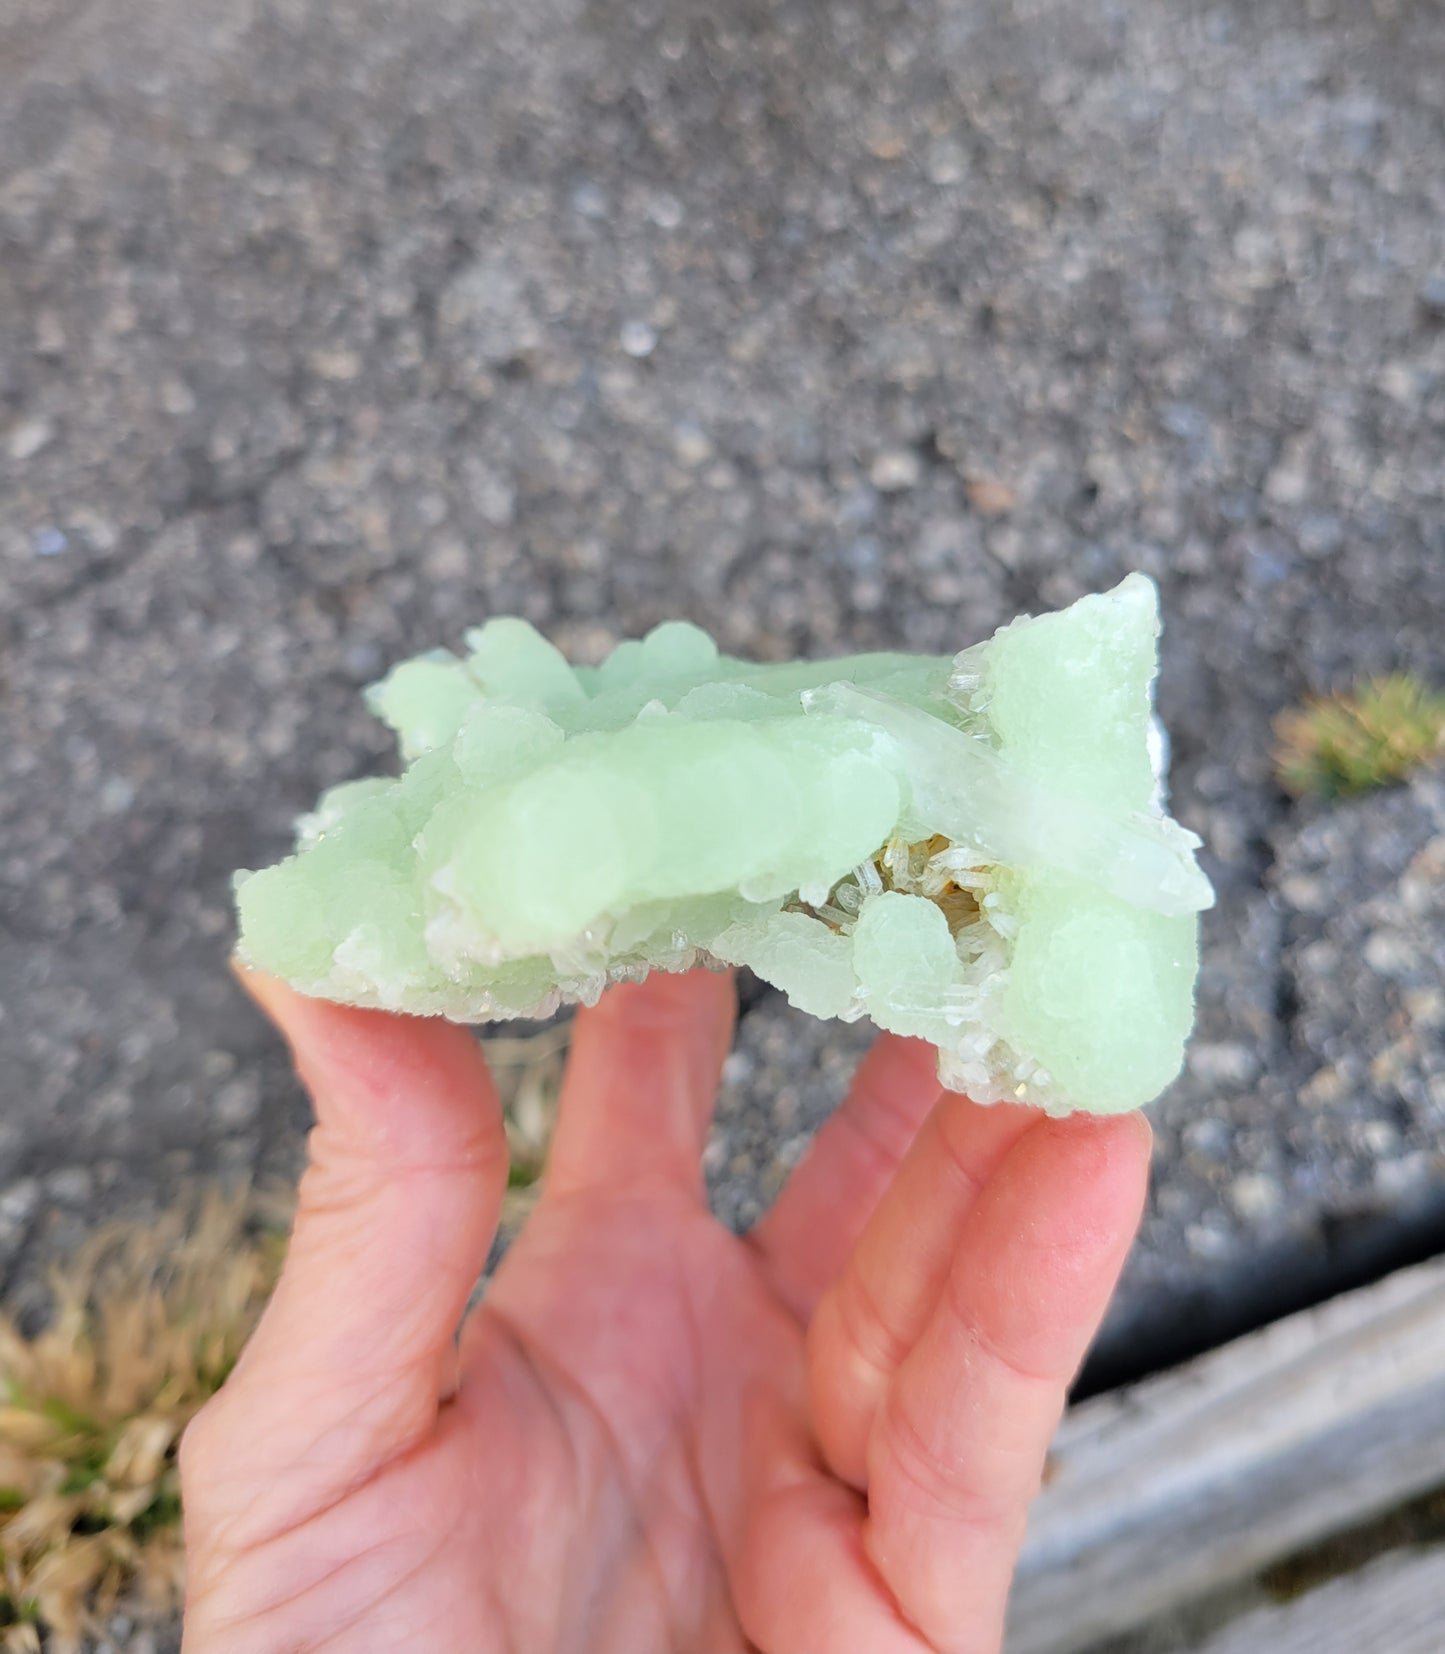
[210,969,507,1493]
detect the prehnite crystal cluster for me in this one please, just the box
[235,574,1212,1115]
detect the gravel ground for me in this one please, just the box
[3,0,1444,1394]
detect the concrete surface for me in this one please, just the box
[2,0,1444,1381]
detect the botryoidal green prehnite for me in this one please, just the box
[235,574,1212,1115]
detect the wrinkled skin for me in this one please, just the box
[181,969,1149,1653]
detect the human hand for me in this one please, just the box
[181,968,1149,1653]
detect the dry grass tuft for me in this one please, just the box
[485,1021,570,1225]
[1273,674,1445,799]
[0,1191,286,1654]
[0,1024,569,1651]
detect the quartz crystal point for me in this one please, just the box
[235,574,1212,1114]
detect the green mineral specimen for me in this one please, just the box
[235,574,1212,1114]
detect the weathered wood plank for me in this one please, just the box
[1004,1251,1445,1654]
[1190,1542,1445,1654]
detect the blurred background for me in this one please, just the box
[1,0,1444,1638]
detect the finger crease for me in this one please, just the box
[839,1264,914,1378]
[930,1110,993,1208]
[941,1271,1064,1393]
[877,1389,1015,1534]
[842,1066,941,1171]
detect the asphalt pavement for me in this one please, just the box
[3,0,1444,1380]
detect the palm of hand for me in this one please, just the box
[182,972,1148,1653]
[405,1189,801,1652]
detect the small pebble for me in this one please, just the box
[1299,1066,1348,1108]
[925,138,968,184]
[672,422,713,467]
[1403,988,1445,1028]
[842,535,883,573]
[864,122,907,160]
[645,191,684,229]
[1296,511,1342,559]
[869,449,921,491]
[1359,1119,1401,1156]
[1185,1221,1235,1261]
[851,572,885,611]
[1277,874,1327,913]
[159,377,197,416]
[1230,1173,1283,1222]
[1264,442,1311,505]
[8,417,54,460]
[0,1179,41,1246]
[1374,1153,1434,1200]
[99,776,137,814]
[1363,930,1416,979]
[1183,1117,1231,1161]
[965,476,1017,516]
[1370,1038,1416,1090]
[570,181,608,218]
[1188,1041,1260,1088]
[215,1074,263,1128]
[619,319,658,358]
[309,346,362,381]
[34,311,66,354]
[721,1050,754,1086]
[44,1166,94,1206]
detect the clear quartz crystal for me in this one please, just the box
[235,576,1212,1115]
